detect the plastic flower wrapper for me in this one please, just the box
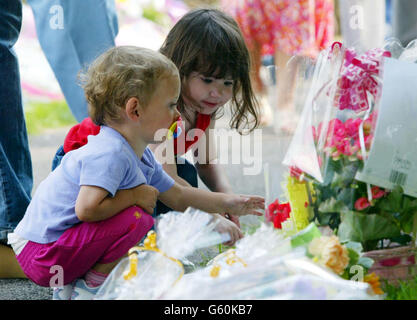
[162,222,377,300]
[282,39,417,252]
[283,42,346,183]
[233,223,293,263]
[94,208,229,300]
[161,248,306,299]
[203,223,294,280]
[257,273,378,300]
[161,223,300,299]
[162,250,377,300]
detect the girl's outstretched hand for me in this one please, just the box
[213,214,243,246]
[223,194,265,217]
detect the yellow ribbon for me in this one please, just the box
[209,249,247,278]
[123,230,184,285]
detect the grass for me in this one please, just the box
[384,276,417,300]
[24,100,77,135]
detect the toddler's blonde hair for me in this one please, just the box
[80,46,179,125]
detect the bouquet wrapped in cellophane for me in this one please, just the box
[95,208,229,300]
[162,222,377,300]
[282,39,417,252]
[95,208,379,300]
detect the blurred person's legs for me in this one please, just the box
[274,50,299,135]
[27,0,119,122]
[250,42,273,127]
[0,0,32,278]
[222,0,274,127]
[271,0,334,135]
[392,0,417,47]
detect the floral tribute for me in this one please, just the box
[308,235,350,275]
[284,43,417,253]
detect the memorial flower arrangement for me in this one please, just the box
[265,195,379,290]
[308,114,417,251]
[283,42,417,252]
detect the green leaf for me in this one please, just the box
[318,197,348,213]
[336,188,356,210]
[337,161,360,188]
[347,248,360,266]
[344,241,363,254]
[337,210,402,243]
[357,257,374,269]
[385,185,404,212]
[323,159,342,186]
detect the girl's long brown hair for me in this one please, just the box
[159,8,259,133]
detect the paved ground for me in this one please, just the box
[0,108,293,300]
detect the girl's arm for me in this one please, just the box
[158,182,264,217]
[75,184,159,222]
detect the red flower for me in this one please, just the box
[289,166,303,179]
[266,199,291,229]
[371,186,386,199]
[354,197,371,211]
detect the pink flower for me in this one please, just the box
[371,186,386,199]
[325,134,343,149]
[354,197,371,211]
[329,119,346,138]
[344,118,362,139]
[336,139,353,156]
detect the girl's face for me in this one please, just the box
[182,71,234,115]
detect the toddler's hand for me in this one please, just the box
[132,184,159,214]
[224,194,265,217]
[213,214,243,246]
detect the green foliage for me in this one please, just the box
[384,276,417,300]
[341,241,374,280]
[311,156,417,251]
[24,100,76,135]
[338,210,402,244]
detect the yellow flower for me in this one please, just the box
[308,235,349,275]
[363,273,384,295]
